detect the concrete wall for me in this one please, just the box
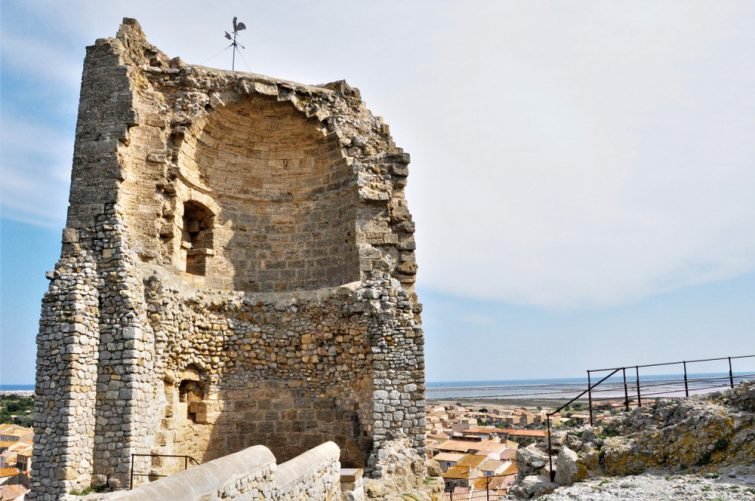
[103,442,341,501]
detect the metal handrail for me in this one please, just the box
[545,368,619,480]
[586,354,755,373]
[544,354,754,481]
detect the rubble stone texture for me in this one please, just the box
[32,18,424,499]
[101,442,342,501]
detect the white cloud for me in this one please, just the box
[409,1,755,307]
[3,0,755,307]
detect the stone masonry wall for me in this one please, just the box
[132,269,424,475]
[33,236,100,496]
[103,442,341,501]
[186,97,360,292]
[32,18,424,499]
[141,271,376,469]
[109,20,417,295]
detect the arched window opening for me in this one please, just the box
[182,201,214,275]
[178,380,204,403]
[179,379,205,423]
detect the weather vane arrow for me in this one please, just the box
[225,16,247,71]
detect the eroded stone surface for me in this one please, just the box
[508,383,755,498]
[542,467,755,501]
[32,17,424,500]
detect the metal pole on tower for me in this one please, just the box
[232,32,236,71]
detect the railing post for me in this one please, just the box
[587,370,593,426]
[547,415,554,482]
[728,357,734,388]
[130,453,134,490]
[683,361,689,397]
[635,365,641,407]
[622,367,629,411]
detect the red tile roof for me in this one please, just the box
[497,428,547,437]
[0,484,29,501]
[456,454,486,468]
[443,465,478,480]
[0,467,21,478]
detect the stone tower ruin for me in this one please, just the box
[32,19,424,498]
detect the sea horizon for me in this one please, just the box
[2,371,752,392]
[426,371,753,401]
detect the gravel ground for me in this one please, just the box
[541,467,755,500]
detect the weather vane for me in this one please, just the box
[224,17,247,71]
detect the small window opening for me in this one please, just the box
[179,380,204,403]
[182,201,214,275]
[179,380,205,423]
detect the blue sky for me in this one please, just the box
[1,1,754,384]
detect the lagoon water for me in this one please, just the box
[4,373,752,400]
[427,372,753,401]
[0,384,34,392]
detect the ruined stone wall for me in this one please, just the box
[109,23,418,294]
[33,236,100,496]
[32,18,423,500]
[142,273,377,468]
[103,442,342,501]
[124,270,423,486]
[185,97,360,292]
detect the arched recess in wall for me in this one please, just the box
[176,94,361,293]
[164,365,209,425]
[182,201,214,276]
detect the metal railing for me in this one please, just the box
[545,354,755,481]
[129,453,199,489]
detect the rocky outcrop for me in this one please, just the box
[509,476,557,499]
[597,382,754,474]
[517,444,549,480]
[543,466,755,500]
[364,436,426,499]
[509,382,754,498]
[425,459,442,478]
[554,447,580,485]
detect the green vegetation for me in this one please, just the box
[69,484,108,496]
[69,486,95,496]
[597,426,621,439]
[401,494,421,501]
[0,394,34,427]
[696,438,729,467]
[713,438,730,451]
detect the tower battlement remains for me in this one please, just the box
[32,18,424,499]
